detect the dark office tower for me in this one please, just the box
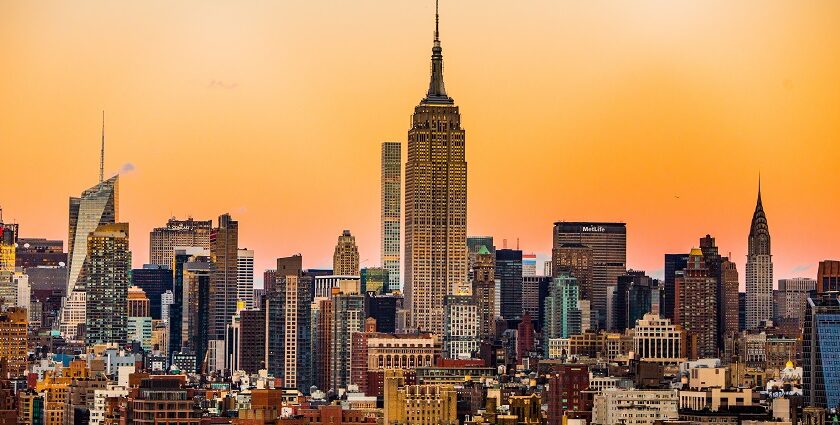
[553,222,626,330]
[803,292,840,409]
[209,213,238,341]
[15,238,66,269]
[404,3,468,334]
[720,258,740,336]
[381,141,402,293]
[738,292,746,331]
[522,276,551,324]
[239,309,265,374]
[817,260,840,293]
[663,253,689,321]
[148,217,212,268]
[181,255,211,371]
[675,248,718,359]
[472,246,496,341]
[746,179,773,329]
[131,264,173,320]
[84,223,130,346]
[169,247,208,356]
[366,293,403,334]
[496,249,523,320]
[360,267,389,295]
[613,271,657,331]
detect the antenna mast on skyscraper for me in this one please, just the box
[99,110,105,183]
[435,0,439,42]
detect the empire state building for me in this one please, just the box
[404,2,468,334]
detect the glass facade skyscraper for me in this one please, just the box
[84,223,130,346]
[61,174,119,340]
[803,292,840,409]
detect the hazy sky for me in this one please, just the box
[2,1,839,286]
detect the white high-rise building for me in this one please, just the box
[237,249,254,309]
[381,141,401,292]
[633,313,686,365]
[161,290,174,324]
[746,180,773,330]
[442,295,479,359]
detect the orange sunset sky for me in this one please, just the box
[2,1,839,286]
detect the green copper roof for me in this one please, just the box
[478,245,491,255]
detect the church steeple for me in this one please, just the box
[424,0,453,104]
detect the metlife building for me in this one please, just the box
[552,222,627,330]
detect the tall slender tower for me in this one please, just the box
[404,1,468,334]
[381,141,402,292]
[209,214,239,341]
[746,178,773,329]
[60,115,119,340]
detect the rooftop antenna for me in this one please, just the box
[99,110,105,183]
[434,0,440,43]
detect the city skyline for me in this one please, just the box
[3,1,840,285]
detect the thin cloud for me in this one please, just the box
[208,79,239,90]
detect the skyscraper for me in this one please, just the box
[381,141,401,292]
[404,3,468,334]
[553,222,626,329]
[442,294,478,359]
[543,272,582,346]
[209,214,239,341]
[803,292,840,409]
[84,223,130,346]
[817,260,840,293]
[522,253,537,277]
[237,249,254,309]
[148,217,211,268]
[663,253,689,321]
[471,245,496,341]
[132,264,173,320]
[720,258,740,336]
[61,175,118,340]
[496,249,523,320]
[675,248,717,359]
[333,230,360,276]
[613,270,658,331]
[60,115,119,340]
[775,277,816,328]
[0,210,17,273]
[746,180,773,329]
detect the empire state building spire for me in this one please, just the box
[425,0,452,104]
[405,0,467,334]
